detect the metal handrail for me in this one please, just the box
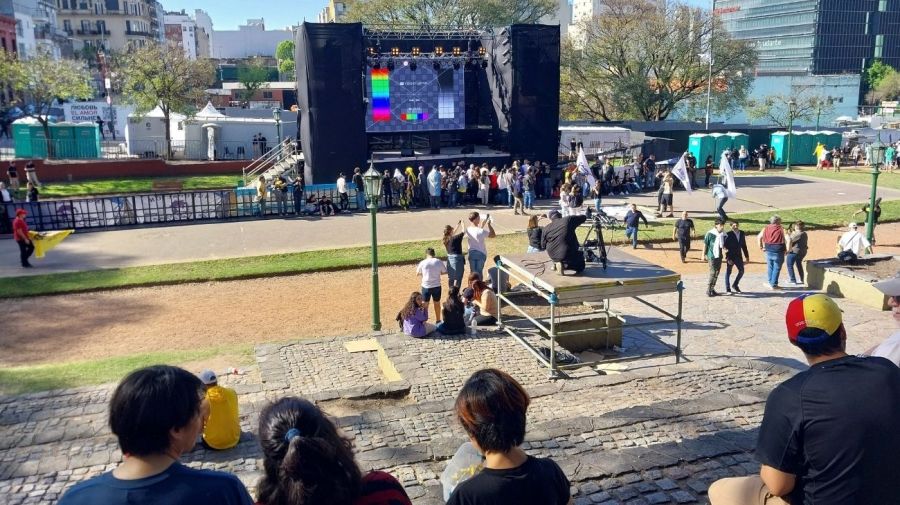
[242,138,293,186]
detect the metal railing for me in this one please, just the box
[0,139,263,161]
[242,138,294,186]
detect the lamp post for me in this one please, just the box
[272,108,283,154]
[363,162,384,331]
[866,137,886,247]
[785,99,796,172]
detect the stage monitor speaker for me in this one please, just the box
[400,148,415,157]
[461,144,475,154]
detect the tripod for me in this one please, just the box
[581,209,615,270]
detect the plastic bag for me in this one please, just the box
[440,442,484,501]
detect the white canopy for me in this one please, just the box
[196,102,226,118]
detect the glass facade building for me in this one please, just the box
[716,0,900,77]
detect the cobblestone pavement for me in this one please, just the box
[1,273,894,504]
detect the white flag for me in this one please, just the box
[576,147,597,186]
[670,154,692,194]
[719,152,737,198]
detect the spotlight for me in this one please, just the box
[412,46,420,56]
[368,47,376,56]
[410,61,417,71]
[391,47,400,56]
[433,61,441,71]
[434,46,444,56]
[452,46,462,57]
[387,59,395,71]
[478,46,486,57]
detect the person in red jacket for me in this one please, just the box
[757,215,787,289]
[12,209,34,268]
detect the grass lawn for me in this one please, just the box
[0,345,253,395]
[38,174,243,198]
[778,167,900,191]
[1,201,896,300]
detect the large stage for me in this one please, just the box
[496,248,684,378]
[371,145,511,170]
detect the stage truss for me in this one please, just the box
[494,249,684,379]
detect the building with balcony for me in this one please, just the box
[164,10,209,60]
[714,0,900,125]
[57,0,158,53]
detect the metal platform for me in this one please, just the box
[495,248,684,378]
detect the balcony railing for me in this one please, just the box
[76,28,111,36]
[126,29,152,37]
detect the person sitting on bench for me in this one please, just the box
[541,210,587,274]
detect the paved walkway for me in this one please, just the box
[1,273,895,504]
[2,174,898,278]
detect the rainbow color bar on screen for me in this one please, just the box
[402,111,429,121]
[371,69,391,122]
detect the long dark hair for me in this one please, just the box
[472,279,489,300]
[256,397,362,505]
[443,286,464,313]
[398,291,422,321]
[442,225,454,247]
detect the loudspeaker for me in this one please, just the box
[400,148,415,157]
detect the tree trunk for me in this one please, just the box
[163,109,172,160]
[40,119,54,159]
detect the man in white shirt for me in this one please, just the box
[466,211,496,279]
[867,276,900,366]
[837,223,871,261]
[416,247,447,323]
[336,173,348,211]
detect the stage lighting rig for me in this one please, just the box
[391,47,400,57]
[411,46,420,56]
[434,46,444,56]
[452,46,462,57]
[478,46,486,57]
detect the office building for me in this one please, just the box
[714,0,900,124]
[165,10,210,59]
[211,19,294,59]
[57,0,158,52]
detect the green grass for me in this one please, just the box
[779,167,900,190]
[38,174,243,198]
[0,345,253,395]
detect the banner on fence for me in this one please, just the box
[62,102,133,141]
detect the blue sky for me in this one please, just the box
[162,0,711,30]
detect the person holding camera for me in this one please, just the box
[466,212,496,279]
[541,210,587,274]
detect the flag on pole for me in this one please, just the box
[670,154,692,194]
[719,152,737,198]
[576,147,596,186]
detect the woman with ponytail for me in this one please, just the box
[256,397,411,505]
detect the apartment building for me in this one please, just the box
[57,0,158,52]
[164,10,210,59]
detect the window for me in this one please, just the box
[262,91,273,99]
[875,34,884,58]
[879,0,887,12]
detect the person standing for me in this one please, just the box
[198,369,241,451]
[292,173,304,215]
[24,161,39,187]
[590,179,602,214]
[382,169,394,209]
[623,203,649,249]
[737,145,749,170]
[711,182,729,223]
[786,220,808,285]
[0,182,12,234]
[428,166,442,209]
[352,167,365,210]
[526,214,545,253]
[255,175,267,217]
[25,181,38,203]
[658,169,675,217]
[523,169,536,210]
[703,155,714,186]
[443,222,466,289]
[684,151,698,188]
[724,221,750,294]
[416,247,447,323]
[336,172,349,211]
[466,212,496,279]
[757,145,768,171]
[7,162,19,192]
[832,147,842,172]
[757,215,787,289]
[703,219,726,297]
[642,154,657,190]
[672,211,694,263]
[272,176,287,216]
[708,294,900,505]
[13,209,34,268]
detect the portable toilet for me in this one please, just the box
[708,132,729,159]
[50,123,77,158]
[688,133,714,163]
[796,131,817,165]
[726,132,750,153]
[770,132,787,165]
[72,122,101,158]
[11,117,40,158]
[819,130,842,150]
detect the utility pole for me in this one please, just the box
[705,0,716,130]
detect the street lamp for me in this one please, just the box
[785,99,797,172]
[272,108,283,153]
[363,162,384,331]
[866,136,886,246]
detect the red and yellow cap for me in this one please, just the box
[785,294,843,345]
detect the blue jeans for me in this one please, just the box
[430,195,440,208]
[625,226,638,248]
[786,251,806,283]
[765,249,785,287]
[594,198,601,212]
[725,257,744,290]
[446,254,465,288]
[738,158,747,170]
[716,197,728,222]
[507,189,515,207]
[355,191,366,210]
[524,191,534,209]
[543,178,552,198]
[448,191,457,208]
[498,188,508,206]
[526,246,542,253]
[468,249,487,279]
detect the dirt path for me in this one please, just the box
[2,223,898,366]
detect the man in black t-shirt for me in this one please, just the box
[541,211,587,274]
[709,293,900,505]
[672,210,694,262]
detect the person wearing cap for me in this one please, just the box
[708,294,900,505]
[865,275,900,366]
[836,222,871,263]
[541,210,587,274]
[757,215,787,290]
[198,369,241,451]
[13,208,34,268]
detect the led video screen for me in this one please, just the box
[366,63,466,132]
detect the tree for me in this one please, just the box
[117,43,214,159]
[869,72,900,103]
[236,57,269,108]
[745,90,835,129]
[0,52,93,157]
[278,59,295,77]
[345,0,556,28]
[866,60,896,89]
[561,0,757,121]
[275,40,295,80]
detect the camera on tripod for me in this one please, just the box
[581,208,614,270]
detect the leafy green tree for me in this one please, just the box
[866,60,896,89]
[562,0,756,121]
[278,59,295,77]
[345,0,555,28]
[275,40,295,62]
[117,43,214,159]
[869,72,900,103]
[0,52,93,157]
[236,57,270,107]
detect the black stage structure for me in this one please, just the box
[295,22,560,183]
